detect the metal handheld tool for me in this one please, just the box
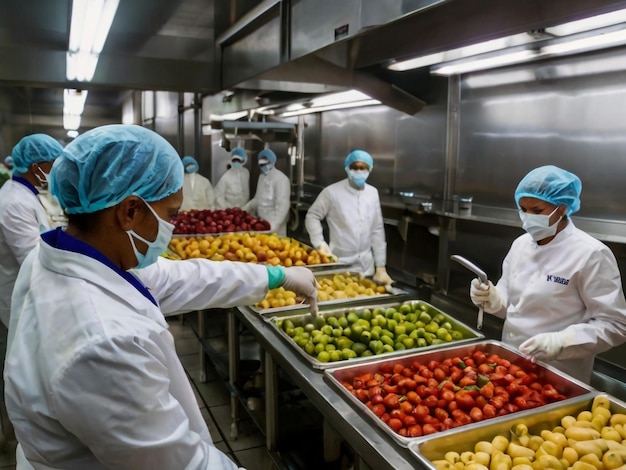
[450,254,488,330]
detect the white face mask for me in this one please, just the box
[346,168,370,188]
[35,166,49,187]
[518,207,562,242]
[126,198,175,269]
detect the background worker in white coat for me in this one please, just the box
[469,165,626,383]
[0,133,63,449]
[180,155,215,211]
[5,124,317,470]
[243,148,291,236]
[0,156,12,188]
[214,147,250,209]
[305,149,393,285]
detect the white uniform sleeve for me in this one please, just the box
[135,257,269,315]
[50,336,238,470]
[559,248,626,360]
[267,174,291,232]
[0,199,45,264]
[370,191,387,267]
[305,189,331,249]
[241,170,250,207]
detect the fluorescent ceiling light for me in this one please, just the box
[63,114,82,131]
[546,8,626,36]
[67,0,119,81]
[280,100,380,117]
[310,90,373,107]
[66,130,79,139]
[431,50,539,76]
[388,52,444,72]
[63,89,88,115]
[541,28,626,55]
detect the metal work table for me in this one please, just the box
[229,306,420,470]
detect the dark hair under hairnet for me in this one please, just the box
[50,124,184,214]
[514,165,582,216]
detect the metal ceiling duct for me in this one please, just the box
[214,0,626,116]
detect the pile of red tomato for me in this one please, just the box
[341,350,568,438]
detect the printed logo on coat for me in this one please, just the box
[546,274,569,286]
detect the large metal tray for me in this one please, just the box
[409,392,621,469]
[250,271,409,315]
[267,299,484,370]
[323,340,595,447]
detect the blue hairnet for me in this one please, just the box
[258,149,276,165]
[12,134,64,174]
[514,165,582,216]
[182,156,199,173]
[344,149,373,170]
[4,156,12,167]
[231,147,248,164]
[50,124,184,214]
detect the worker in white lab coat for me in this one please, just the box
[305,149,393,284]
[470,165,626,383]
[5,124,318,469]
[0,134,63,449]
[243,149,291,236]
[214,147,250,209]
[180,155,215,211]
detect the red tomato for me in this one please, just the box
[411,361,424,371]
[472,351,487,364]
[433,368,447,382]
[389,409,406,421]
[407,424,423,437]
[423,423,439,435]
[400,401,414,415]
[451,409,472,425]
[423,395,439,409]
[434,407,449,421]
[413,404,429,419]
[388,418,403,432]
[382,384,399,394]
[391,373,404,385]
[403,415,417,426]
[480,381,495,399]
[360,372,374,382]
[508,364,522,375]
[503,403,519,414]
[352,378,364,389]
[398,427,408,437]
[413,374,428,385]
[372,403,386,417]
[455,391,476,410]
[464,358,476,368]
[482,404,497,419]
[459,376,477,387]
[366,379,380,388]
[469,407,484,422]
[355,389,369,403]
[513,396,527,408]
[440,388,455,403]
[427,360,440,371]
[402,367,413,378]
[441,418,454,430]
[371,394,384,405]
[478,363,494,375]
[498,358,511,368]
[450,368,463,383]
[427,378,440,389]
[420,368,434,379]
[403,379,417,390]
[381,413,390,423]
[447,400,458,412]
[489,396,505,409]
[393,364,404,374]
[383,393,400,409]
[406,391,421,405]
[380,363,394,374]
[475,395,488,408]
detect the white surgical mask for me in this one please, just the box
[346,168,370,188]
[185,165,195,174]
[126,198,175,269]
[231,161,243,169]
[35,166,49,187]
[259,164,271,175]
[518,207,562,242]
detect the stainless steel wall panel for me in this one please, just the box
[456,49,626,219]
[222,15,281,89]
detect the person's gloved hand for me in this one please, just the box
[282,266,318,318]
[469,279,504,313]
[519,332,564,362]
[373,266,394,285]
[317,242,333,257]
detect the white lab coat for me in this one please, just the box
[37,189,68,228]
[245,168,291,236]
[0,180,49,326]
[6,235,269,469]
[181,173,216,211]
[214,167,250,209]
[305,179,386,276]
[492,221,626,383]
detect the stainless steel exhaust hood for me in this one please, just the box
[213,0,626,116]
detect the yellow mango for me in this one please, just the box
[611,414,626,427]
[579,453,602,470]
[561,415,577,429]
[541,430,568,449]
[492,436,510,452]
[577,410,593,422]
[475,441,494,455]
[562,446,578,465]
[444,451,461,464]
[592,395,611,411]
[506,442,535,460]
[603,450,625,470]
[564,426,601,441]
[602,426,624,442]
[534,454,563,470]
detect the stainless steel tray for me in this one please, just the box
[267,299,484,370]
[409,392,620,469]
[250,271,409,315]
[324,340,595,447]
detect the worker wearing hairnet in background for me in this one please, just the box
[5,124,317,470]
[243,148,291,236]
[0,133,63,450]
[469,165,626,383]
[214,147,250,209]
[180,155,215,211]
[305,149,393,285]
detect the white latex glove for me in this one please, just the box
[519,332,564,362]
[282,267,319,318]
[469,279,504,313]
[373,266,394,285]
[317,242,333,257]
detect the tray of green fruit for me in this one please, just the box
[269,299,484,369]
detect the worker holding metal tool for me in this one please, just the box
[469,165,626,383]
